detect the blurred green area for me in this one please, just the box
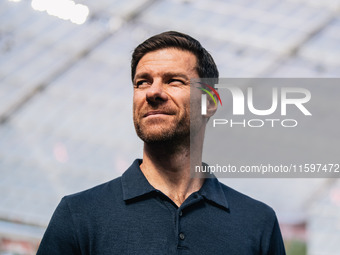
[285,240,306,255]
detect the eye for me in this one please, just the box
[135,80,150,88]
[168,79,185,86]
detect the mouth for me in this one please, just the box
[144,111,173,117]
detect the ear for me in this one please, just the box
[205,93,218,119]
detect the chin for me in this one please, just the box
[134,118,190,144]
[138,130,175,143]
[137,128,189,145]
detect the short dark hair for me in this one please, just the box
[131,31,219,81]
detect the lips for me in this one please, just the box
[143,110,174,117]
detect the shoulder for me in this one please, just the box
[218,182,286,254]
[59,159,142,214]
[61,176,123,211]
[217,181,282,246]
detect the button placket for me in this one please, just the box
[176,194,202,247]
[179,232,185,240]
[177,208,185,245]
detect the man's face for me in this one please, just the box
[133,48,200,144]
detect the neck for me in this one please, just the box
[140,135,205,207]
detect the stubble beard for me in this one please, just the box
[134,113,190,147]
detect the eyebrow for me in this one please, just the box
[133,72,190,84]
[163,72,189,80]
[133,73,151,84]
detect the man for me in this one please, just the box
[37,31,286,254]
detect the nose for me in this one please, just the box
[146,80,168,104]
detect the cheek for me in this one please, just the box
[173,88,190,104]
[182,93,191,110]
[133,93,143,111]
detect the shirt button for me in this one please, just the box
[179,233,185,240]
[179,211,183,217]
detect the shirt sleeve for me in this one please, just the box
[37,197,80,255]
[267,216,286,255]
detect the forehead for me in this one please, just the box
[135,48,197,75]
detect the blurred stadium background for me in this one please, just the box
[1,0,340,254]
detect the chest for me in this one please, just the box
[74,199,261,255]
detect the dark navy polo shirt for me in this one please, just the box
[37,159,285,255]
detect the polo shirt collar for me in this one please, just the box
[199,177,229,210]
[122,159,156,201]
[122,159,229,210]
